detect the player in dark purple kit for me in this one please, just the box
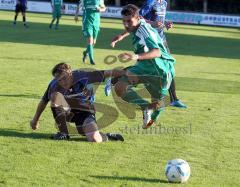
[13,0,28,28]
[30,63,126,142]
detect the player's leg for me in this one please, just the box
[76,112,124,142]
[21,5,28,28]
[162,35,187,108]
[49,8,56,29]
[13,5,20,25]
[142,69,173,129]
[114,67,154,126]
[86,36,95,65]
[55,8,61,29]
[50,92,71,140]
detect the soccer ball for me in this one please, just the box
[165,159,190,183]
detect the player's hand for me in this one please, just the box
[165,21,173,30]
[118,53,133,61]
[74,15,79,22]
[126,70,139,85]
[152,21,164,28]
[30,119,39,130]
[111,35,123,48]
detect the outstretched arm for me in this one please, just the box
[30,100,48,130]
[118,48,161,61]
[111,31,130,48]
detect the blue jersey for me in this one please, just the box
[17,0,27,6]
[140,0,167,37]
[42,70,105,113]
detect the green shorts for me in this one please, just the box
[82,13,100,39]
[120,61,174,100]
[82,26,99,39]
[52,7,61,19]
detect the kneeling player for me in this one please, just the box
[30,63,125,142]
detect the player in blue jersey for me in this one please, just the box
[30,63,125,142]
[13,0,28,28]
[140,0,187,108]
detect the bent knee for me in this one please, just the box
[86,131,103,143]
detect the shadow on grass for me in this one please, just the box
[91,175,169,183]
[0,20,240,59]
[0,129,87,141]
[0,129,52,139]
[0,94,41,99]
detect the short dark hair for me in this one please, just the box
[121,4,139,17]
[52,62,71,76]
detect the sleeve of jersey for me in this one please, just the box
[74,70,105,84]
[42,83,51,103]
[139,0,155,17]
[85,71,105,84]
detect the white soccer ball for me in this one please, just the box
[165,159,190,183]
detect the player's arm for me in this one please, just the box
[111,31,130,48]
[50,0,54,10]
[97,0,106,12]
[164,21,173,30]
[118,48,161,61]
[74,0,82,22]
[104,69,126,78]
[30,100,48,130]
[119,31,161,61]
[83,70,126,84]
[30,84,51,130]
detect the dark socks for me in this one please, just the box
[169,79,178,102]
[51,107,69,134]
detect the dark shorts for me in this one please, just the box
[70,109,98,135]
[51,107,98,135]
[15,4,26,13]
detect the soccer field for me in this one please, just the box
[0,10,240,186]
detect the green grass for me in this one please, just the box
[0,11,240,186]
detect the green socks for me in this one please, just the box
[87,44,94,64]
[151,107,164,121]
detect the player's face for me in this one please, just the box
[122,15,140,32]
[55,71,73,89]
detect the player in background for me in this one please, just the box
[49,0,64,29]
[74,0,106,65]
[30,63,126,142]
[13,0,28,28]
[140,0,187,108]
[108,4,176,129]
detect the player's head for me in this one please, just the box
[52,62,73,89]
[121,4,140,32]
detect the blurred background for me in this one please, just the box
[56,0,240,15]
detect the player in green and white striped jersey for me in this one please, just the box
[75,0,106,65]
[110,4,176,129]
